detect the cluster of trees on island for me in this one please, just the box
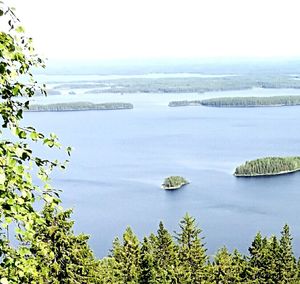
[234,157,300,176]
[28,102,133,111]
[169,96,300,108]
[200,96,300,107]
[3,3,300,283]
[161,176,189,190]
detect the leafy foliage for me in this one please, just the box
[0,2,99,283]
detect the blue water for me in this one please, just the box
[25,95,300,258]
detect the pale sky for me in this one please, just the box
[5,0,300,60]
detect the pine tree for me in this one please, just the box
[248,232,268,283]
[267,235,281,282]
[278,224,297,283]
[175,214,207,283]
[139,237,155,284]
[30,206,100,283]
[98,257,123,284]
[210,247,247,283]
[111,227,141,283]
[152,222,179,283]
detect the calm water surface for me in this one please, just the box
[26,89,300,257]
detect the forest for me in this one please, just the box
[169,96,300,108]
[95,215,300,283]
[161,176,189,190]
[234,157,300,176]
[2,2,300,283]
[28,102,133,111]
[200,96,300,107]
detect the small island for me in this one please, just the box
[234,156,300,177]
[161,176,189,190]
[28,101,133,112]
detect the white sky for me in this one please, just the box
[5,0,300,60]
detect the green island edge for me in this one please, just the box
[234,156,300,177]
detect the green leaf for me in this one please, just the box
[15,25,25,33]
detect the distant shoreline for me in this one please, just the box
[169,96,300,108]
[27,102,133,112]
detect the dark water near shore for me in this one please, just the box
[26,93,300,258]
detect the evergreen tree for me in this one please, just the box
[175,214,207,283]
[210,247,247,283]
[98,257,124,284]
[278,224,297,283]
[139,237,155,284]
[248,232,269,283]
[152,222,179,283]
[111,227,141,283]
[30,206,100,283]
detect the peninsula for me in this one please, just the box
[28,102,133,112]
[161,176,189,190]
[234,157,300,177]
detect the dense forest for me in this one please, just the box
[95,215,300,283]
[201,96,300,107]
[161,176,189,190]
[2,2,300,283]
[28,102,133,111]
[169,96,300,108]
[234,157,300,176]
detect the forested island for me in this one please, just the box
[169,95,300,108]
[28,101,133,112]
[234,157,300,177]
[201,95,300,107]
[161,176,189,190]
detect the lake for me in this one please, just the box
[25,84,300,258]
